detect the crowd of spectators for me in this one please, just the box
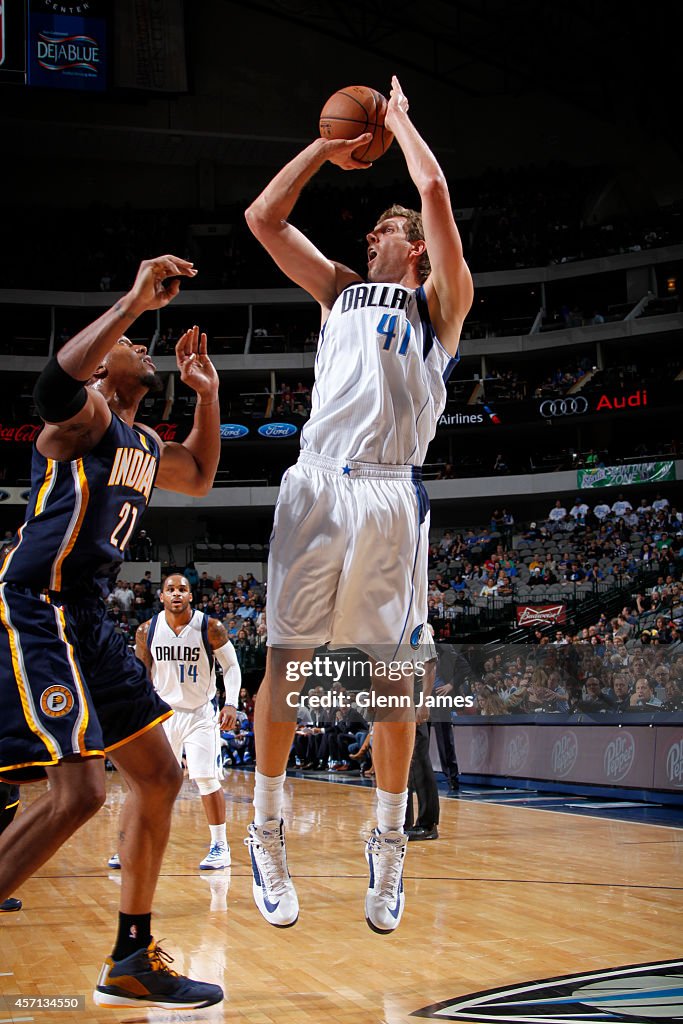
[273,381,312,418]
[426,493,682,641]
[532,360,593,397]
[105,564,268,674]
[435,640,682,719]
[2,163,681,292]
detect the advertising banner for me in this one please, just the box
[652,728,683,790]
[450,724,664,788]
[578,461,675,489]
[516,604,566,627]
[28,0,107,90]
[0,422,41,443]
[436,384,680,432]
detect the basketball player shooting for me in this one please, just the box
[0,257,224,1009]
[244,76,473,933]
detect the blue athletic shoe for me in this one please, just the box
[364,829,407,933]
[245,819,299,927]
[0,897,22,912]
[94,940,223,1009]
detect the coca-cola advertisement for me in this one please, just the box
[153,422,178,442]
[0,423,42,443]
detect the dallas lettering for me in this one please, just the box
[154,646,201,663]
[340,285,409,314]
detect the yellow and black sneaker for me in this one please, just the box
[93,939,223,1009]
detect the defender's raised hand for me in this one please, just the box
[175,326,219,402]
[128,255,198,313]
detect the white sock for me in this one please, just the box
[254,769,286,827]
[376,788,408,834]
[209,823,227,847]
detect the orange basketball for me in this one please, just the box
[319,85,394,162]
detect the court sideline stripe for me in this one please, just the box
[290,773,683,831]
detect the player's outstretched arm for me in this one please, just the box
[245,138,369,313]
[154,326,220,497]
[384,76,473,355]
[34,256,197,451]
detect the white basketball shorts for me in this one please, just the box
[266,451,430,660]
[163,702,224,781]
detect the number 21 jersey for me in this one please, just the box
[0,414,160,595]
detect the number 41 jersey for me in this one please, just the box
[0,414,160,596]
[301,282,459,466]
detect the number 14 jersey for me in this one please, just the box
[146,610,216,710]
[301,282,459,466]
[0,414,160,596]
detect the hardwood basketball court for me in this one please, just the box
[1,769,680,1023]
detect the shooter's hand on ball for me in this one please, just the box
[324,134,374,170]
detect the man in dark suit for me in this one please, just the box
[427,643,470,790]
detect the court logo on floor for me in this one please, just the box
[412,959,683,1022]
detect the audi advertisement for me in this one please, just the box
[436,383,679,432]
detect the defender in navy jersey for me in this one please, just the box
[0,256,223,1010]
[244,76,473,934]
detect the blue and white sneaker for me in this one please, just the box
[107,853,121,869]
[244,819,299,927]
[364,829,407,933]
[199,842,231,870]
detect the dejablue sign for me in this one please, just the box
[220,424,249,440]
[28,0,107,90]
[257,423,298,438]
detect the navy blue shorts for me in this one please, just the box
[0,583,171,783]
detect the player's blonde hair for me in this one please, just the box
[377,205,431,283]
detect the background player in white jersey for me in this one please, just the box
[134,575,240,870]
[244,76,473,933]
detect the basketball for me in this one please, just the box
[319,85,394,162]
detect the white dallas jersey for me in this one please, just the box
[147,609,217,711]
[301,282,458,465]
